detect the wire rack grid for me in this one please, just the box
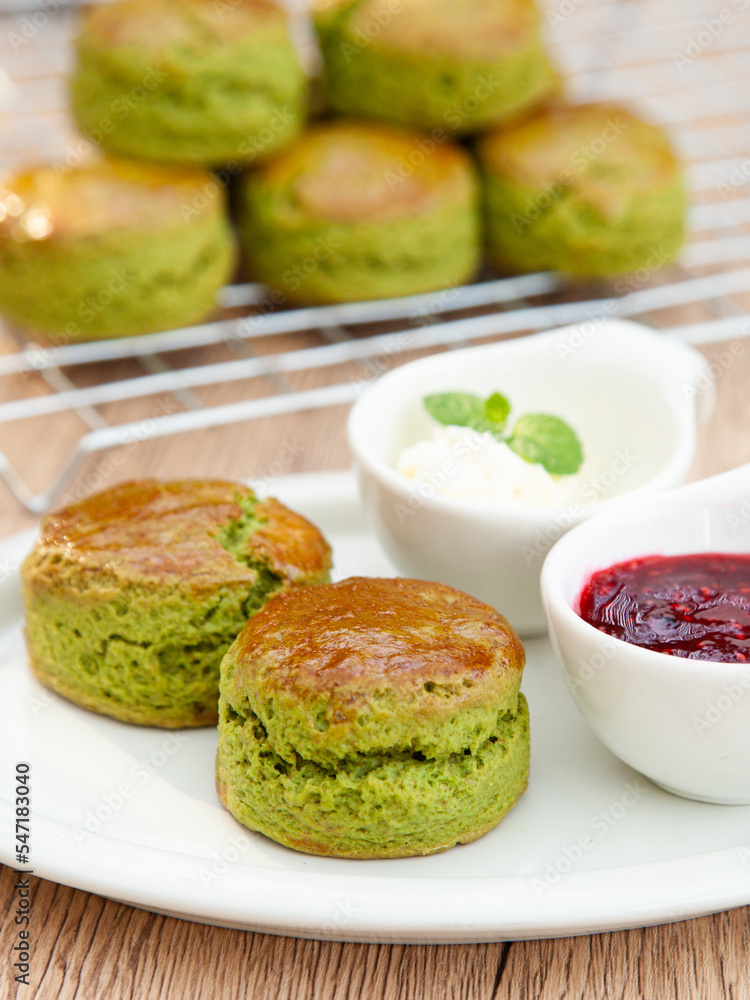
[0,0,749,512]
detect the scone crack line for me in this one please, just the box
[224,700,521,774]
[212,492,266,563]
[211,494,288,609]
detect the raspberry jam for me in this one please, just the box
[578,553,750,662]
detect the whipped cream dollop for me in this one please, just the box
[396,425,582,509]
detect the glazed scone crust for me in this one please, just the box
[0,157,223,241]
[478,102,680,190]
[0,158,235,340]
[71,0,307,166]
[24,480,331,590]
[314,0,558,132]
[79,0,289,51]
[22,480,332,728]
[477,101,686,276]
[238,121,481,302]
[226,576,525,762]
[250,120,476,224]
[217,577,530,858]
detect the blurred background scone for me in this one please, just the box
[21,480,332,728]
[0,157,235,341]
[314,0,559,133]
[216,576,530,859]
[477,101,686,276]
[238,120,481,303]
[71,0,307,167]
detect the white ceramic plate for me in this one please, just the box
[1,471,750,944]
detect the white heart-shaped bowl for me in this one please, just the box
[541,462,750,804]
[347,319,713,636]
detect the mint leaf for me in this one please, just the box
[424,392,487,429]
[507,414,584,475]
[484,392,510,432]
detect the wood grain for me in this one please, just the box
[1,336,749,1000]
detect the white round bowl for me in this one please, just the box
[541,462,750,805]
[347,319,712,635]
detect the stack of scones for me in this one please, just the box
[0,0,686,340]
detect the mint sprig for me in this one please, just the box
[507,413,583,475]
[424,392,487,431]
[484,392,511,430]
[423,391,583,476]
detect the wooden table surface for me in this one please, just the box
[2,331,750,1000]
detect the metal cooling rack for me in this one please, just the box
[1,0,749,512]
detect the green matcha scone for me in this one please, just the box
[0,157,235,341]
[71,0,307,166]
[476,101,686,276]
[238,120,481,303]
[313,0,559,133]
[21,480,332,728]
[217,576,529,858]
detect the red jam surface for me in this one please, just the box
[578,553,750,662]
